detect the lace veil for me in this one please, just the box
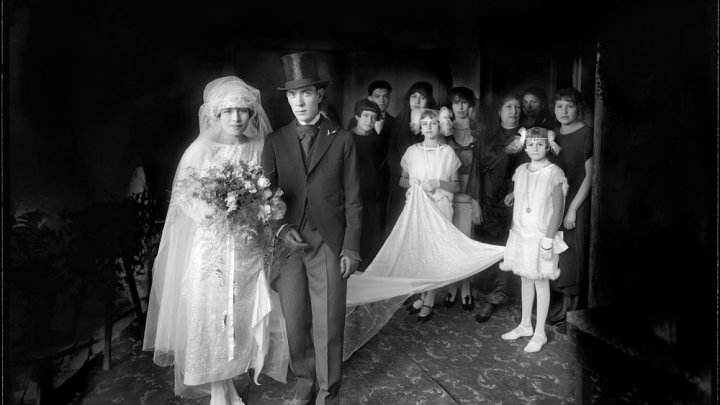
[198,76,272,142]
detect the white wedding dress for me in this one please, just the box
[343,153,506,360]
[143,136,289,401]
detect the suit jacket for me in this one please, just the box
[262,117,362,258]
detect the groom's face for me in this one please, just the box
[286,86,324,123]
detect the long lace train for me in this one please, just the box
[343,185,505,359]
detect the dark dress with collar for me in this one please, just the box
[352,129,386,268]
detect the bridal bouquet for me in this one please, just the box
[188,160,286,224]
[182,160,289,273]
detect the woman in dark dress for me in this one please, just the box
[466,91,527,323]
[385,81,437,234]
[351,99,386,270]
[549,88,593,322]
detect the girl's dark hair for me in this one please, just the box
[552,87,585,114]
[353,99,381,117]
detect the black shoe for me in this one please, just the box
[461,295,475,312]
[406,300,422,314]
[444,293,457,308]
[474,303,495,323]
[417,305,434,323]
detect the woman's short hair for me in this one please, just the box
[354,99,381,117]
[448,87,477,107]
[552,87,585,113]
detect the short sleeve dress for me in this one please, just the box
[499,163,568,280]
[400,143,462,220]
[554,126,593,294]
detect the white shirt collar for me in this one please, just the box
[298,114,322,126]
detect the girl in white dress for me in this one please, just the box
[143,77,289,404]
[400,107,462,321]
[499,127,568,352]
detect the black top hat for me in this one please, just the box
[278,52,330,91]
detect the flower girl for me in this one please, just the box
[499,127,568,352]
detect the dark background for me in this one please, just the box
[5,0,717,401]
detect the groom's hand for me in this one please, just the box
[282,226,310,251]
[340,256,359,279]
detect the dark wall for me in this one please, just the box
[594,0,716,357]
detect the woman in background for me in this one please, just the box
[386,81,437,233]
[549,87,593,324]
[444,87,481,312]
[467,91,526,323]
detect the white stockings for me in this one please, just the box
[502,277,550,352]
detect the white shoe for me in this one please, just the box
[523,333,548,353]
[501,325,533,340]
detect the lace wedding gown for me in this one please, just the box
[143,136,289,400]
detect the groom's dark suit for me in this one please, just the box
[262,115,361,405]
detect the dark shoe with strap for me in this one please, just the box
[444,293,457,308]
[417,305,434,323]
[461,295,475,312]
[474,302,495,323]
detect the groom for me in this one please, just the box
[262,52,362,405]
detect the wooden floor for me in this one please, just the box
[68,298,575,405]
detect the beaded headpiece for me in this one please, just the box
[410,106,453,137]
[505,127,562,155]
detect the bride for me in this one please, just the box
[143,76,289,405]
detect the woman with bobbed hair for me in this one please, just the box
[444,86,482,311]
[386,81,437,234]
[548,87,593,324]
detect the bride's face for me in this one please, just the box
[219,108,251,137]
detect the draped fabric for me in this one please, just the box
[143,136,289,398]
[343,184,505,360]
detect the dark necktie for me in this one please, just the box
[297,123,318,163]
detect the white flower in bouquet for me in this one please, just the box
[261,189,273,200]
[225,191,239,212]
[257,175,271,189]
[243,180,257,194]
[258,204,273,222]
[271,198,287,220]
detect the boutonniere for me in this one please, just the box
[326,128,338,136]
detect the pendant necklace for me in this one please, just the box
[525,164,544,213]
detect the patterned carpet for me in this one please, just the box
[70,300,575,405]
